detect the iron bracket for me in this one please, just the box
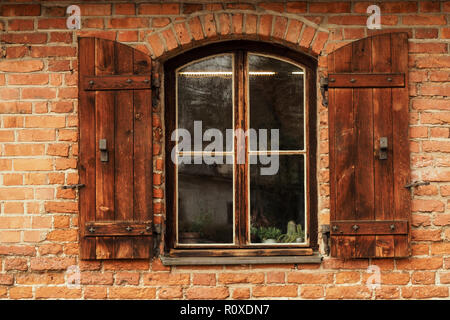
[405,181,430,189]
[321,224,331,256]
[320,77,329,107]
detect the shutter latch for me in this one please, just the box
[320,77,329,107]
[404,181,430,189]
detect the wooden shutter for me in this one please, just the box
[78,38,153,259]
[328,33,410,258]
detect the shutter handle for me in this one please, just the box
[88,226,96,233]
[352,225,359,232]
[350,78,356,83]
[379,137,388,160]
[390,224,395,231]
[99,139,108,162]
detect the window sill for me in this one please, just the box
[160,252,323,266]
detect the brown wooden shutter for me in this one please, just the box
[328,33,410,258]
[78,38,153,259]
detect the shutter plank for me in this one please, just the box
[352,37,375,258]
[332,44,356,255]
[79,38,96,259]
[114,41,136,259]
[391,33,411,257]
[372,34,395,258]
[95,39,116,260]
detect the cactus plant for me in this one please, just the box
[278,221,304,243]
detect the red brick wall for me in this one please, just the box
[0,1,449,299]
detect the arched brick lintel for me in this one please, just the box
[146,12,330,61]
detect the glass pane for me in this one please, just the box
[249,54,305,151]
[177,55,233,152]
[250,155,306,244]
[178,156,234,244]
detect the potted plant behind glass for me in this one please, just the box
[278,221,305,243]
[255,226,282,244]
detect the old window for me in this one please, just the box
[165,41,318,258]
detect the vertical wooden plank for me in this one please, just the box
[95,39,116,259]
[391,33,411,257]
[332,44,355,257]
[114,42,135,259]
[78,38,96,259]
[352,37,375,257]
[327,52,336,225]
[133,89,153,258]
[372,33,394,257]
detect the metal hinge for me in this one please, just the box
[62,184,85,190]
[152,224,162,258]
[404,181,430,189]
[320,77,329,107]
[321,224,330,256]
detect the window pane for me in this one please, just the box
[249,54,305,151]
[250,155,306,244]
[177,55,233,152]
[178,157,234,244]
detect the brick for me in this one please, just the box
[272,16,288,40]
[0,4,41,16]
[1,33,47,44]
[115,272,140,285]
[413,99,450,111]
[44,202,77,213]
[285,20,303,44]
[258,15,272,37]
[412,199,445,212]
[312,31,329,54]
[109,287,156,299]
[0,188,33,200]
[8,19,34,31]
[5,144,45,156]
[336,271,360,284]
[186,287,229,300]
[267,271,285,284]
[218,273,264,284]
[434,214,450,226]
[0,102,32,114]
[38,243,62,256]
[415,56,450,68]
[328,15,367,25]
[36,287,81,299]
[144,273,190,286]
[203,14,217,38]
[3,174,23,186]
[253,285,298,297]
[412,214,431,227]
[115,3,135,15]
[300,286,324,299]
[415,28,438,39]
[232,288,250,299]
[162,28,178,51]
[309,2,351,13]
[421,84,450,96]
[49,32,72,44]
[9,287,33,299]
[397,257,443,270]
[37,18,67,30]
[326,285,371,299]
[139,3,179,15]
[440,272,450,284]
[0,88,19,100]
[84,287,107,299]
[21,88,56,100]
[431,242,450,255]
[412,271,436,284]
[80,272,114,285]
[108,18,149,29]
[286,2,307,13]
[443,27,450,39]
[219,13,231,35]
[245,14,257,35]
[30,46,76,58]
[287,272,333,284]
[55,158,77,170]
[0,231,21,243]
[0,245,35,256]
[0,274,14,285]
[299,26,316,48]
[193,273,216,286]
[159,287,183,299]
[402,286,448,299]
[79,4,111,16]
[174,23,191,45]
[403,15,446,25]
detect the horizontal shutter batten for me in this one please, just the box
[331,221,408,235]
[328,73,404,88]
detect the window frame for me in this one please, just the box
[164,41,318,257]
